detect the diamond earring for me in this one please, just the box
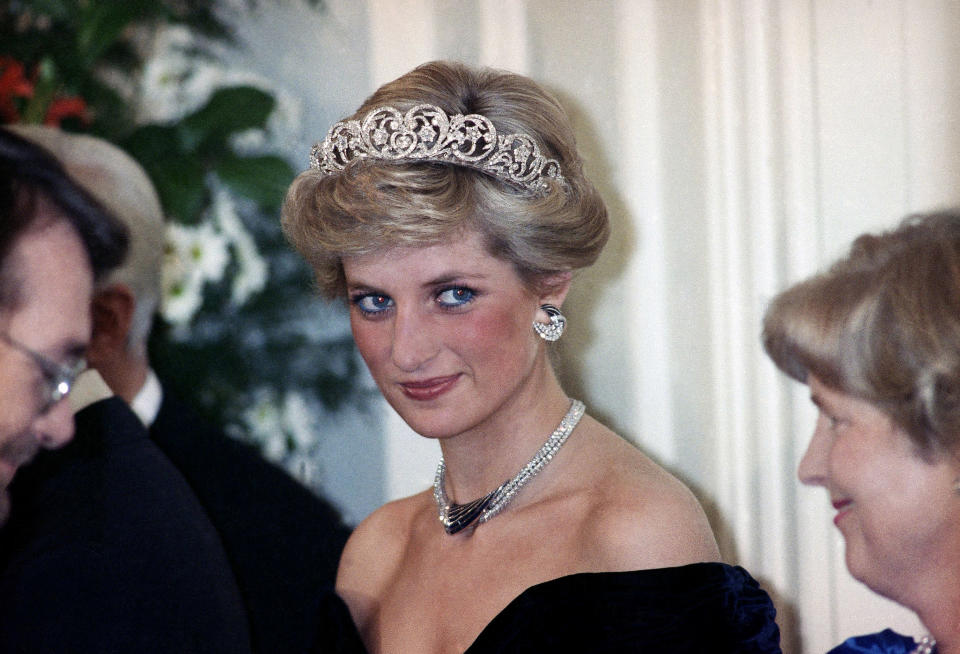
[533,304,566,342]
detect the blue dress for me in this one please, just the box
[828,629,929,653]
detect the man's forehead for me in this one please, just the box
[6,217,93,353]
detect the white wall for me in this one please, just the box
[230,1,960,651]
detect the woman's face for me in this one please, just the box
[799,375,960,600]
[342,229,567,439]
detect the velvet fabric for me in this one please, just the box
[313,562,782,653]
[828,629,927,654]
[150,388,353,654]
[0,397,252,653]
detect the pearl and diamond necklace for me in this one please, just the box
[433,399,585,535]
[911,636,936,654]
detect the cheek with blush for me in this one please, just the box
[455,303,537,363]
[349,318,389,372]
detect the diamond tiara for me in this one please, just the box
[309,103,566,194]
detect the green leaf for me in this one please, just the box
[180,86,275,152]
[20,57,58,124]
[146,156,208,225]
[216,154,294,209]
[121,124,185,166]
[75,1,152,68]
[21,0,75,21]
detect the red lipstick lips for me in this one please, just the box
[399,374,460,401]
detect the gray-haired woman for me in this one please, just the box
[764,210,960,654]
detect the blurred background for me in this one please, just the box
[4,1,959,651]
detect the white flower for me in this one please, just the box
[159,220,230,326]
[191,222,230,283]
[161,222,204,325]
[229,128,268,155]
[168,219,229,284]
[161,267,204,327]
[242,390,286,460]
[139,25,226,123]
[230,235,268,305]
[213,190,268,305]
[282,391,318,450]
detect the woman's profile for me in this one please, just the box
[284,60,781,653]
[763,210,960,654]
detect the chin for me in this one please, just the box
[382,393,467,438]
[396,414,464,440]
[845,544,898,603]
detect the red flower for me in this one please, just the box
[0,57,90,127]
[44,96,89,126]
[0,57,34,123]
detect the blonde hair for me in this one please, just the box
[763,210,960,455]
[8,126,165,348]
[282,60,609,298]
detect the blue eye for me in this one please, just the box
[436,287,475,307]
[353,293,394,315]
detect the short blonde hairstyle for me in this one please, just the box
[282,60,609,298]
[763,210,960,455]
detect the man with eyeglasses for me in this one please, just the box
[0,128,127,527]
[0,127,254,653]
[6,125,352,654]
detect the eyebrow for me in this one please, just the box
[346,272,487,294]
[424,273,485,287]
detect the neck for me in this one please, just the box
[95,348,150,404]
[438,370,572,503]
[917,609,960,654]
[904,565,960,654]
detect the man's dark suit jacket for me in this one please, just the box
[151,388,352,654]
[0,397,253,653]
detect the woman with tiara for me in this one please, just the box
[284,60,781,653]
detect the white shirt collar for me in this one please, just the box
[131,368,163,427]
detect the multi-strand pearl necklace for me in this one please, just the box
[433,399,585,535]
[911,636,936,654]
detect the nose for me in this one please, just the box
[31,398,76,449]
[390,307,439,372]
[797,417,829,487]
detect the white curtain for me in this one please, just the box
[232,1,960,650]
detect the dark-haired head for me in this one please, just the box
[0,127,128,309]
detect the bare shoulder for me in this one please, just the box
[572,418,720,571]
[335,490,429,626]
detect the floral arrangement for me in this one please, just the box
[1,1,368,487]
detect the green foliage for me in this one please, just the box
[2,0,368,463]
[120,85,287,224]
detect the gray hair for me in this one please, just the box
[763,209,960,456]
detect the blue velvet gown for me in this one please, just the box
[313,561,782,652]
[828,629,931,653]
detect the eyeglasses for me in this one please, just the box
[0,331,87,415]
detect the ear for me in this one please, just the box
[88,284,136,363]
[537,271,573,308]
